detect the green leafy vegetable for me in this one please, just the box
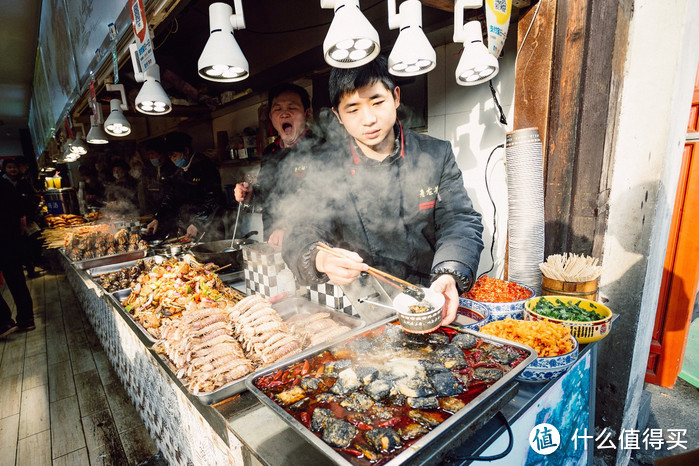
[533,297,605,322]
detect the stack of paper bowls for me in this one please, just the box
[505,128,545,294]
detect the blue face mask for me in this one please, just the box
[173,157,188,168]
[150,158,161,167]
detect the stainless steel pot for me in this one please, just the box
[189,231,257,268]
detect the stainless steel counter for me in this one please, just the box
[60,250,596,466]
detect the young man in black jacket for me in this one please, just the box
[282,56,483,326]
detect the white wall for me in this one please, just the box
[600,0,699,464]
[427,29,517,280]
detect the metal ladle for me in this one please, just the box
[222,202,242,253]
[357,293,397,312]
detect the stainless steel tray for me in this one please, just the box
[89,255,168,295]
[111,289,159,345]
[70,249,147,270]
[245,319,537,466]
[87,255,166,277]
[192,297,365,405]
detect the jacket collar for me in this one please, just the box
[350,120,404,166]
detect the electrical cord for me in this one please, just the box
[479,144,505,279]
[154,18,179,50]
[448,411,514,464]
[489,81,508,125]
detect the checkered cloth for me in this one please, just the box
[242,243,292,298]
[306,282,357,316]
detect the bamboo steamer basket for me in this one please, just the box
[541,274,599,301]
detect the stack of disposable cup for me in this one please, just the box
[505,128,545,294]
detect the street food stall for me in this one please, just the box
[21,0,666,464]
[48,233,601,465]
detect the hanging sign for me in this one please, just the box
[64,118,74,139]
[89,79,98,118]
[109,22,119,84]
[129,0,155,71]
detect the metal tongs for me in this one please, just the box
[316,243,426,301]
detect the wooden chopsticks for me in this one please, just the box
[316,243,423,297]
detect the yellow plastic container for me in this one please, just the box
[524,295,615,344]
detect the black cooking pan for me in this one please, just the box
[189,231,257,268]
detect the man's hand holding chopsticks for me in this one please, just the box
[315,246,369,285]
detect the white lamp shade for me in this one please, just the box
[86,118,109,145]
[135,65,172,114]
[198,2,249,82]
[388,0,435,76]
[104,99,131,137]
[70,131,88,155]
[454,21,499,86]
[322,0,380,68]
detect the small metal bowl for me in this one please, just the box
[392,288,445,334]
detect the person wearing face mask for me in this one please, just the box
[129,157,148,215]
[141,137,177,218]
[234,83,322,248]
[105,159,138,212]
[146,131,226,240]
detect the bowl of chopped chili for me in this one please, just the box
[460,275,535,321]
[524,296,615,344]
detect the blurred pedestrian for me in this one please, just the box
[0,176,35,337]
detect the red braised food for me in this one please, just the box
[253,324,528,465]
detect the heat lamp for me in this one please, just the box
[321,0,380,68]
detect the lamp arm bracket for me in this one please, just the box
[454,0,484,42]
[105,83,129,110]
[230,0,246,30]
[129,42,147,82]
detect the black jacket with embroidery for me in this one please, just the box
[282,126,483,292]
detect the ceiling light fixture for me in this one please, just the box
[387,0,435,76]
[129,43,172,115]
[103,84,131,137]
[453,0,499,86]
[86,108,109,145]
[321,0,380,68]
[70,123,88,155]
[198,1,249,82]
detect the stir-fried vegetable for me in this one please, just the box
[532,297,605,322]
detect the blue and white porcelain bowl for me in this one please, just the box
[454,301,491,330]
[515,336,579,383]
[459,284,536,322]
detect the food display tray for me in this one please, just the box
[69,249,147,270]
[111,289,159,346]
[190,297,365,405]
[245,319,537,466]
[88,255,167,295]
[110,293,365,405]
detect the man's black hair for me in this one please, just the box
[163,131,193,154]
[329,55,397,109]
[268,83,311,111]
[111,159,130,172]
[2,158,18,170]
